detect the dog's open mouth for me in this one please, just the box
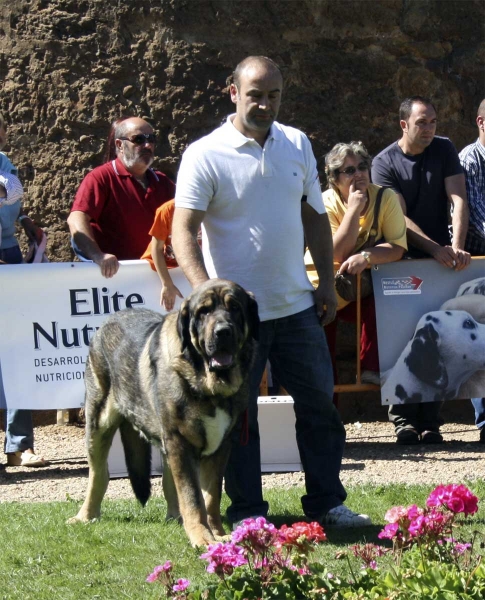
[209,351,234,371]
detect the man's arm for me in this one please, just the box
[0,172,23,207]
[446,173,470,270]
[67,210,119,278]
[172,207,209,287]
[302,203,337,325]
[391,190,458,270]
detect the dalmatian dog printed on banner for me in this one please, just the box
[373,263,485,405]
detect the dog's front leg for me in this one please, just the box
[164,436,215,547]
[200,438,231,540]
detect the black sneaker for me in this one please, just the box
[396,428,420,445]
[479,428,485,444]
[420,430,444,444]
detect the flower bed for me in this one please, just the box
[147,484,485,599]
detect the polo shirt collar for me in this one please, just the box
[224,114,282,148]
[111,157,159,182]
[112,157,131,176]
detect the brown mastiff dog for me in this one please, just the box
[68,279,259,546]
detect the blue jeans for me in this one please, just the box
[4,408,34,453]
[224,306,347,523]
[471,398,485,430]
[0,244,35,455]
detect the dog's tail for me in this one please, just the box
[119,420,152,506]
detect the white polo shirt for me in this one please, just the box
[175,116,325,321]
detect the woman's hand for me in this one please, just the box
[346,181,367,212]
[338,253,368,275]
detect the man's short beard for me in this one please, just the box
[122,149,154,170]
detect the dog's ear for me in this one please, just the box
[177,299,192,352]
[405,323,448,389]
[246,291,260,341]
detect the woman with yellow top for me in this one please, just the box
[306,141,407,386]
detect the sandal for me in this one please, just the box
[7,450,48,467]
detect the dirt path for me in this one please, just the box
[1,421,484,504]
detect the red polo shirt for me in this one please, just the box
[71,158,175,260]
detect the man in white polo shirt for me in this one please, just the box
[172,56,372,528]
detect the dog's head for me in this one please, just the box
[382,309,485,404]
[177,279,259,375]
[457,277,485,298]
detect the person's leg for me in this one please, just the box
[224,322,272,525]
[4,409,34,453]
[323,316,339,406]
[268,306,347,519]
[472,398,485,443]
[418,401,443,435]
[471,398,485,430]
[388,402,420,441]
[359,296,379,372]
[1,246,43,464]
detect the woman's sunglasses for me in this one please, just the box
[335,163,368,176]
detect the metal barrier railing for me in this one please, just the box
[332,270,380,393]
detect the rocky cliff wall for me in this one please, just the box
[1,0,484,260]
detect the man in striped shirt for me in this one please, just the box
[459,99,485,444]
[460,99,485,256]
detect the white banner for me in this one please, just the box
[0,261,192,409]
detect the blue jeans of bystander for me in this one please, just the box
[224,305,347,524]
[471,398,485,430]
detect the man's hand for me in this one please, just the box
[314,284,337,326]
[21,218,43,244]
[429,243,468,271]
[452,247,471,271]
[94,253,119,278]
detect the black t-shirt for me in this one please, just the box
[371,136,463,257]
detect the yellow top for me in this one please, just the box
[305,184,407,310]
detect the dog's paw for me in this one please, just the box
[187,525,217,548]
[66,514,99,525]
[165,513,182,525]
[213,533,231,542]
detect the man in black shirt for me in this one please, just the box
[372,96,471,444]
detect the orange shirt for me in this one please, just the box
[140,199,177,271]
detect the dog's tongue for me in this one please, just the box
[210,352,234,369]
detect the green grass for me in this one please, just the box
[1,481,484,599]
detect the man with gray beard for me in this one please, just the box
[68,117,175,278]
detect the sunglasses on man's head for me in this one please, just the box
[118,133,157,145]
[335,163,368,176]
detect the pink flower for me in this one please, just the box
[406,505,424,520]
[384,506,408,524]
[427,484,478,516]
[378,523,399,540]
[146,560,172,582]
[172,578,190,592]
[200,541,247,576]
